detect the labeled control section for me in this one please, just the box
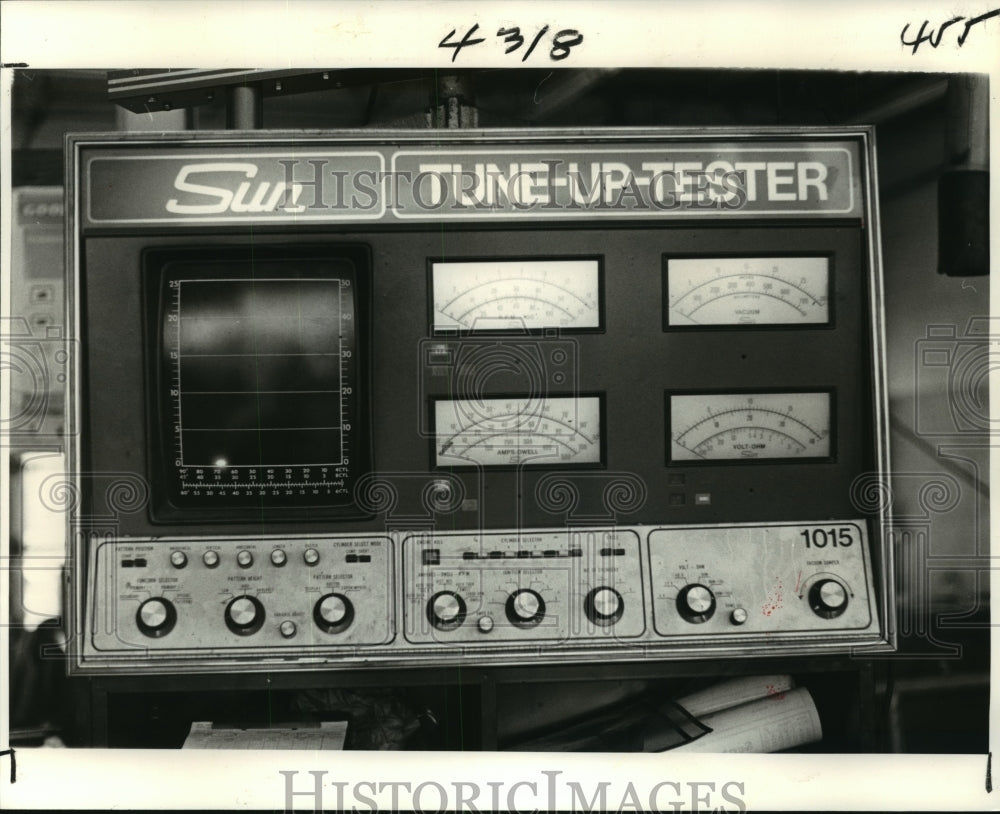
[225,595,264,636]
[90,538,392,653]
[313,593,355,634]
[648,522,874,638]
[403,529,645,644]
[84,521,880,667]
[809,578,848,619]
[136,597,176,638]
[506,589,546,627]
[584,586,624,626]
[428,591,467,631]
[676,584,716,624]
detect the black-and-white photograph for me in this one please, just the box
[1,2,995,811]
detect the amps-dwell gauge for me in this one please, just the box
[67,128,893,675]
[433,395,603,467]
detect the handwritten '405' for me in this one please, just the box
[900,6,999,53]
[440,23,583,62]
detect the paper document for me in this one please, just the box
[677,674,796,718]
[183,721,348,750]
[669,686,822,753]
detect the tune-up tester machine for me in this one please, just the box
[65,128,895,676]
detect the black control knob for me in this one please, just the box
[676,583,716,624]
[225,595,265,635]
[136,597,177,638]
[808,578,849,619]
[313,592,355,634]
[584,586,624,626]
[427,591,467,631]
[505,588,545,628]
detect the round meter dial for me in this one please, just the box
[432,259,602,332]
[666,257,829,326]
[434,395,603,468]
[669,392,832,462]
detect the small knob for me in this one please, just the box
[270,549,287,567]
[303,548,320,566]
[427,591,466,631]
[225,595,264,635]
[730,607,749,626]
[169,551,188,569]
[477,615,495,633]
[505,589,545,627]
[236,550,254,569]
[313,593,354,634]
[809,578,849,619]
[136,597,176,638]
[279,620,297,639]
[203,550,220,568]
[585,586,624,626]
[676,584,716,624]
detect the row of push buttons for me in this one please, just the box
[167,548,325,569]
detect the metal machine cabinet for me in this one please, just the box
[62,127,894,749]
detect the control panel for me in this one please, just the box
[67,129,893,675]
[90,537,393,653]
[402,529,644,643]
[83,520,878,669]
[647,522,872,638]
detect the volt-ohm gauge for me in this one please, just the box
[669,391,832,462]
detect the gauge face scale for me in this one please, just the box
[670,392,832,462]
[434,395,603,467]
[431,259,601,331]
[666,257,830,326]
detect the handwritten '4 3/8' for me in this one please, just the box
[440,23,583,62]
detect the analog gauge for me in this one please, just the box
[431,259,601,331]
[670,392,831,461]
[434,395,602,467]
[666,257,829,326]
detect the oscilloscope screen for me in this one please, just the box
[143,246,371,522]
